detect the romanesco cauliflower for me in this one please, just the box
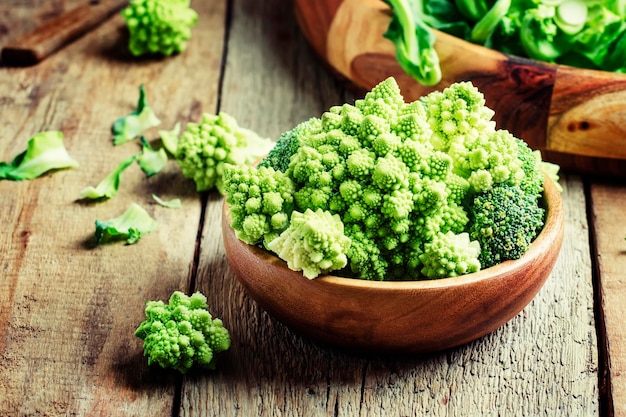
[175,112,275,193]
[121,0,198,57]
[223,163,295,246]
[266,208,352,279]
[223,77,559,280]
[135,291,231,373]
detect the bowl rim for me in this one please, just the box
[224,173,564,291]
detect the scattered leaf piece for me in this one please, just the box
[152,194,182,208]
[0,131,78,180]
[112,85,161,145]
[95,203,157,245]
[80,154,138,199]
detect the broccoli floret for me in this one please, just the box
[121,0,199,57]
[266,209,352,279]
[135,291,231,374]
[468,184,545,268]
[258,118,323,172]
[175,112,275,193]
[419,231,481,279]
[0,131,78,181]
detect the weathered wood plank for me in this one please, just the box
[183,0,599,415]
[590,181,626,417]
[0,1,99,48]
[0,1,226,415]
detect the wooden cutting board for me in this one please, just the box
[294,0,626,177]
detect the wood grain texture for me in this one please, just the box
[0,0,608,415]
[294,0,626,177]
[0,0,226,415]
[221,175,564,353]
[178,0,599,415]
[590,182,626,417]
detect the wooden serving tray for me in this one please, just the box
[294,0,626,177]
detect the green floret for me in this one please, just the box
[515,137,545,197]
[419,231,481,279]
[259,118,323,172]
[223,163,295,246]
[422,81,496,152]
[175,112,275,193]
[135,291,231,374]
[449,128,525,193]
[121,0,199,57]
[266,209,352,279]
[468,183,545,268]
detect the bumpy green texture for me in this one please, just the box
[258,118,322,173]
[468,184,545,268]
[419,231,481,278]
[175,112,275,193]
[135,291,231,374]
[266,208,352,279]
[223,164,295,247]
[121,0,199,57]
[224,77,556,280]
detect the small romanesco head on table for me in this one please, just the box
[223,77,559,281]
[121,0,199,57]
[134,291,231,373]
[175,112,275,194]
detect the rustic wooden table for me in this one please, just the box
[1,1,625,416]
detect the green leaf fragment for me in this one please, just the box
[138,137,168,177]
[159,122,181,155]
[151,193,182,208]
[112,85,161,146]
[0,131,78,180]
[95,203,157,245]
[80,154,138,199]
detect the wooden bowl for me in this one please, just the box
[294,0,626,177]
[222,176,564,353]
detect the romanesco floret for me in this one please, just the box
[468,184,545,268]
[134,291,231,373]
[266,208,352,279]
[121,0,199,57]
[223,163,295,247]
[175,112,275,193]
[223,77,558,280]
[419,231,481,279]
[421,80,496,152]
